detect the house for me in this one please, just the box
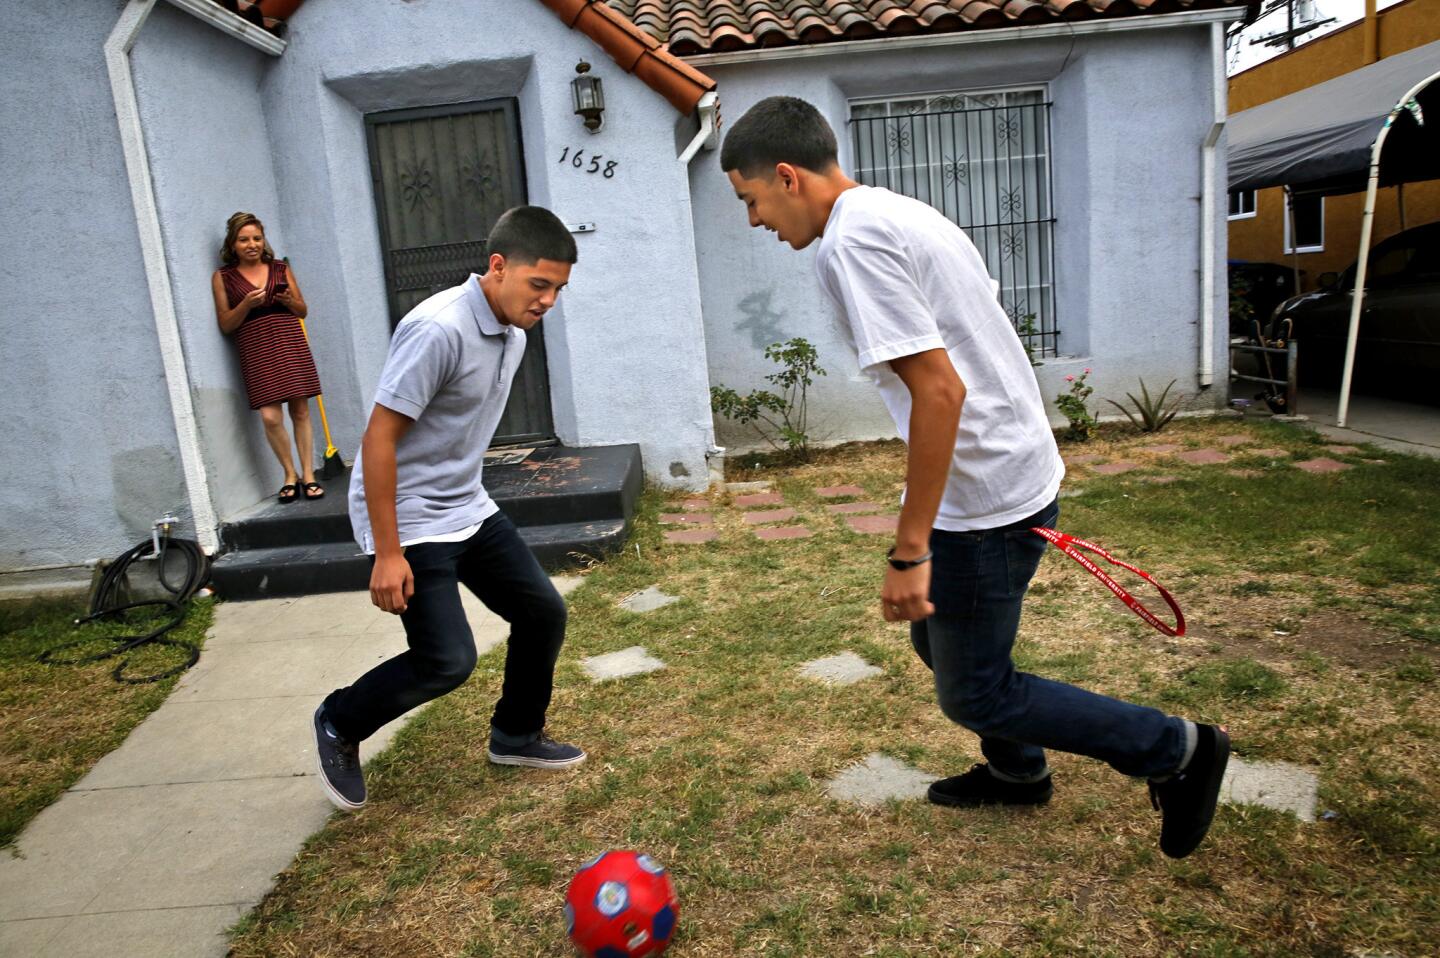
[1227,0,1440,291]
[0,0,1252,582]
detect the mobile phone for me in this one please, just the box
[273,282,290,295]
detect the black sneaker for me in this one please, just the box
[927,763,1054,808]
[313,706,365,812]
[1149,723,1231,859]
[487,734,586,769]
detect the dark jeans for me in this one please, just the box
[911,498,1189,781]
[323,511,567,745]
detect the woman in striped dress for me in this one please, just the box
[212,211,325,504]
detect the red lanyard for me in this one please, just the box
[1030,527,1186,637]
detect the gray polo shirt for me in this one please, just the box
[348,275,525,551]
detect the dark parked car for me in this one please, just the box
[1271,221,1440,401]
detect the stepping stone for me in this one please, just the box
[1058,487,1085,499]
[677,499,710,512]
[1295,457,1351,474]
[1246,448,1288,458]
[1091,461,1138,475]
[726,481,771,493]
[755,525,812,541]
[1137,444,1182,455]
[799,652,882,686]
[825,501,886,514]
[1214,434,1253,447]
[618,586,680,613]
[1177,449,1230,465]
[742,508,798,524]
[734,492,785,508]
[1142,475,1180,484]
[660,512,713,525]
[846,515,898,535]
[1227,469,1263,478]
[582,646,667,682]
[664,529,717,544]
[815,484,865,498]
[1324,445,1361,455]
[1221,757,1319,822]
[1362,458,1387,465]
[1067,454,1105,465]
[825,753,934,806]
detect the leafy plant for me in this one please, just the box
[1053,368,1097,442]
[1106,378,1184,433]
[1016,314,1043,367]
[1229,271,1254,335]
[711,338,827,461]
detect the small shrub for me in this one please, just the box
[1053,368,1097,442]
[1016,314,1043,367]
[711,338,827,462]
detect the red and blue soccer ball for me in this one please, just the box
[564,850,680,957]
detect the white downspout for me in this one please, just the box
[1337,72,1439,427]
[105,0,285,554]
[678,91,720,164]
[1198,21,1225,389]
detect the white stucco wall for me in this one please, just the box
[0,0,190,570]
[690,27,1230,449]
[261,0,716,487]
[131,2,295,522]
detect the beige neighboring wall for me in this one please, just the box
[1228,0,1440,290]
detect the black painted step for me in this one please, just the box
[220,444,642,552]
[209,518,630,600]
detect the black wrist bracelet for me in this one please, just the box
[886,547,933,571]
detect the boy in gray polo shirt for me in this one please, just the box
[313,207,585,812]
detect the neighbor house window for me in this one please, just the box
[850,89,1058,357]
[1228,189,1256,220]
[1283,192,1324,253]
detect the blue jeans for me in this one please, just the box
[911,498,1189,781]
[324,511,567,745]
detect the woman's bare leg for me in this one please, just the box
[260,403,297,484]
[289,398,316,485]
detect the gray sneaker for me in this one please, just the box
[313,706,365,811]
[488,734,586,769]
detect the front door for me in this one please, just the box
[366,98,555,445]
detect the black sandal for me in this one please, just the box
[278,482,299,505]
[301,481,325,500]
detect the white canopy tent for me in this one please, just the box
[1228,40,1440,426]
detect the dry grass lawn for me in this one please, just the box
[229,419,1437,957]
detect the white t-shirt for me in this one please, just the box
[815,185,1064,531]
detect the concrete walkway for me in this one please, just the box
[1293,388,1440,459]
[0,579,579,958]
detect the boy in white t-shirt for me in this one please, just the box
[721,97,1229,859]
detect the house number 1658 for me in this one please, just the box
[558,147,617,178]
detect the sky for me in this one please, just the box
[1226,0,1412,76]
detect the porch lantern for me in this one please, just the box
[572,60,605,133]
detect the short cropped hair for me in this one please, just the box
[720,96,839,178]
[487,206,577,265]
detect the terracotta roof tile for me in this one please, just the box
[539,0,717,114]
[239,0,1254,116]
[600,0,1253,55]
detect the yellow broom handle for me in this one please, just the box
[297,317,338,456]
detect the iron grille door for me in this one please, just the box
[366,98,554,445]
[851,91,1059,357]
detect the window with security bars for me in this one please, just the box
[850,89,1058,357]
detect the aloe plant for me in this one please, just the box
[1107,378,1184,433]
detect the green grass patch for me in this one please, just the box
[0,596,212,848]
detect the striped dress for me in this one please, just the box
[219,261,322,409]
